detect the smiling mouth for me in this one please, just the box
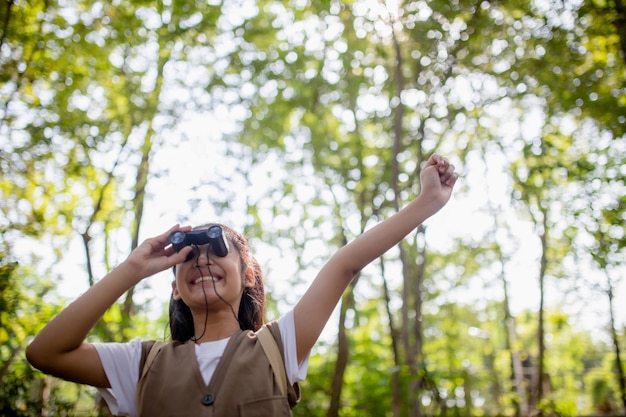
[193,276,222,285]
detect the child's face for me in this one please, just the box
[172,236,250,313]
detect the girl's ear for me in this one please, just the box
[243,267,255,288]
[171,281,181,300]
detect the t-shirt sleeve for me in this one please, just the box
[92,338,143,417]
[278,310,310,385]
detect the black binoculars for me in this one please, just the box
[168,225,229,257]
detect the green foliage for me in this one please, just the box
[342,300,396,415]
[1,0,625,415]
[0,254,71,415]
[586,368,618,414]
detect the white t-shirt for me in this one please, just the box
[94,310,309,417]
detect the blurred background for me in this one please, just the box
[1,0,625,416]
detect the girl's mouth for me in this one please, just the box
[193,275,222,285]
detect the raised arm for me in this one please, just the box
[25,225,192,387]
[293,154,458,362]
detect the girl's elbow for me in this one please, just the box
[26,342,41,367]
[25,340,50,373]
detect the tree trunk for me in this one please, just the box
[482,146,528,416]
[410,226,427,417]
[533,209,549,415]
[327,287,356,417]
[122,38,171,318]
[389,18,428,416]
[610,0,626,65]
[381,259,403,417]
[607,279,626,415]
[507,317,529,416]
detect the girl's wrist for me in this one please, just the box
[110,260,145,287]
[410,193,445,219]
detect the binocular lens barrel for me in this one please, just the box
[168,226,229,257]
[169,231,186,245]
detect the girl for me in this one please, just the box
[26,154,458,416]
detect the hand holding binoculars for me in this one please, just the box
[168,226,229,257]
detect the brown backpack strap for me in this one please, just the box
[256,326,288,397]
[139,340,167,382]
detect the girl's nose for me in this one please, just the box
[196,248,213,266]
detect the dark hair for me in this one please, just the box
[168,224,266,342]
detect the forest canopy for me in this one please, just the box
[1,0,625,416]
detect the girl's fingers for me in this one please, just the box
[423,153,458,189]
[156,224,192,246]
[445,172,459,187]
[427,153,443,169]
[440,163,456,184]
[169,245,193,263]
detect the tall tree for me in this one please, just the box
[573,133,626,413]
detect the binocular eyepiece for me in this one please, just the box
[169,225,229,257]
